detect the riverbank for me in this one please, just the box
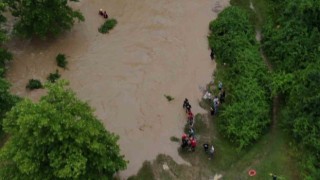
[129,1,301,179]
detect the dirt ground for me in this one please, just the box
[5,0,229,178]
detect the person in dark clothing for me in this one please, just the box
[219,89,226,104]
[210,48,215,60]
[210,107,215,116]
[183,98,189,108]
[203,143,209,152]
[188,128,195,138]
[103,11,108,19]
[270,174,277,180]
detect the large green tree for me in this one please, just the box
[5,0,84,38]
[0,80,127,179]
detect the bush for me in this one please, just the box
[56,54,68,69]
[99,19,117,34]
[208,6,271,149]
[47,70,61,83]
[26,79,43,90]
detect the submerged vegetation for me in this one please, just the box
[99,19,118,34]
[26,79,43,90]
[56,54,68,69]
[47,70,61,83]
[164,94,174,102]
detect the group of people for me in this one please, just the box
[181,98,216,159]
[210,81,225,116]
[99,9,109,19]
[181,99,197,151]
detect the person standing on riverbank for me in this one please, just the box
[219,89,226,104]
[210,48,215,60]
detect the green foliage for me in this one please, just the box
[47,70,61,83]
[99,19,117,34]
[0,80,127,179]
[208,6,271,149]
[0,3,13,77]
[261,0,320,178]
[0,77,20,136]
[4,0,85,39]
[164,94,174,102]
[56,53,68,69]
[26,79,43,90]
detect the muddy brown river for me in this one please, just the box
[6,0,229,178]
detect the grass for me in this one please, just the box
[98,19,118,34]
[127,161,155,180]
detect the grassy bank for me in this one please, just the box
[128,110,300,179]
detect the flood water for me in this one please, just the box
[6,0,229,178]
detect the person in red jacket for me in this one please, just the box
[190,138,197,152]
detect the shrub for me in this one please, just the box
[47,70,61,83]
[208,6,271,149]
[26,79,43,90]
[56,54,68,69]
[99,19,117,34]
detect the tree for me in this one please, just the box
[5,0,85,38]
[0,77,19,136]
[0,80,127,179]
[0,2,13,76]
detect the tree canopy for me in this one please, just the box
[0,80,127,179]
[4,0,85,38]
